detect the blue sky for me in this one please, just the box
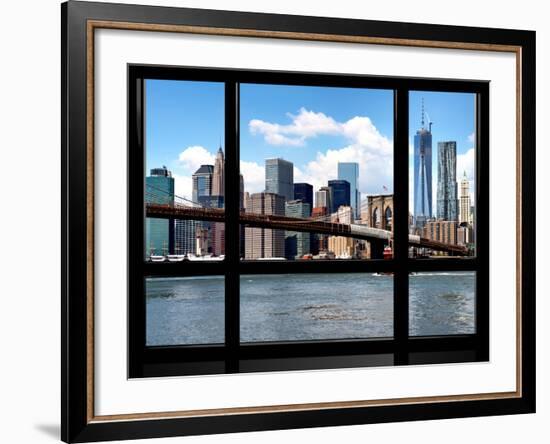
[145,79,475,212]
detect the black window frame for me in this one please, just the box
[128,64,489,378]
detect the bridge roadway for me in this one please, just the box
[146,203,468,256]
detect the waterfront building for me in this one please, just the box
[315,186,332,211]
[459,171,472,224]
[198,195,225,256]
[192,164,214,203]
[328,179,350,213]
[244,192,285,259]
[265,158,294,202]
[457,223,471,246]
[338,162,360,218]
[413,101,433,227]
[311,206,329,254]
[195,227,210,256]
[211,146,224,196]
[285,199,311,259]
[293,183,313,208]
[175,219,199,255]
[145,166,174,256]
[437,141,459,221]
[328,235,356,259]
[423,220,457,246]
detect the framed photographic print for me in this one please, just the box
[61,1,536,442]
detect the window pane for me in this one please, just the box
[146,277,224,345]
[408,91,476,258]
[409,272,476,336]
[240,273,393,342]
[239,84,394,261]
[144,79,225,261]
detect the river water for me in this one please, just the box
[146,272,475,346]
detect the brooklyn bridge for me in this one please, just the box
[145,186,468,257]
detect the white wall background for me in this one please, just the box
[0,0,547,443]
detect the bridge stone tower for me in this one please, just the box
[359,194,394,259]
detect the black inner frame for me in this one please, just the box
[128,64,489,378]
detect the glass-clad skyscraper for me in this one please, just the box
[265,158,294,202]
[328,179,351,213]
[293,183,313,208]
[437,141,458,221]
[337,162,360,218]
[413,112,433,226]
[145,166,175,256]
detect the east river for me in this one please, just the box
[146,272,475,345]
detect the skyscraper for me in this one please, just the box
[315,186,332,211]
[293,183,313,208]
[459,171,472,224]
[211,146,224,196]
[145,166,174,256]
[244,193,285,259]
[285,199,311,259]
[265,158,294,201]
[192,165,214,203]
[328,179,350,213]
[338,162,360,218]
[413,101,433,226]
[437,141,458,221]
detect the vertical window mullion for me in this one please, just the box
[393,88,410,363]
[224,81,240,371]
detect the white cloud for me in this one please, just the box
[247,108,394,198]
[468,132,476,145]
[457,147,475,181]
[240,160,265,194]
[172,173,193,201]
[178,145,215,173]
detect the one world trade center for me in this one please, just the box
[413,101,433,228]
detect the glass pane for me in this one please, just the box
[144,79,225,262]
[239,84,394,261]
[409,272,476,336]
[146,277,224,345]
[240,273,393,342]
[408,91,476,257]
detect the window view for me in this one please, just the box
[144,79,225,345]
[240,273,393,342]
[144,79,225,261]
[146,276,225,345]
[132,66,486,376]
[239,84,394,261]
[409,272,476,336]
[408,91,476,257]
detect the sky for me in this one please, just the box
[145,79,475,213]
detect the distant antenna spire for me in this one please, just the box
[422,97,430,128]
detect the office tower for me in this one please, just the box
[174,219,199,255]
[413,101,433,226]
[338,162,360,218]
[328,179,351,213]
[285,199,311,259]
[423,220,457,246]
[239,174,245,210]
[293,183,313,208]
[459,171,472,224]
[328,236,356,259]
[311,206,329,254]
[192,165,214,203]
[244,193,285,259]
[265,158,294,201]
[145,166,174,256]
[211,146,224,196]
[437,141,459,221]
[315,186,332,211]
[198,195,225,256]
